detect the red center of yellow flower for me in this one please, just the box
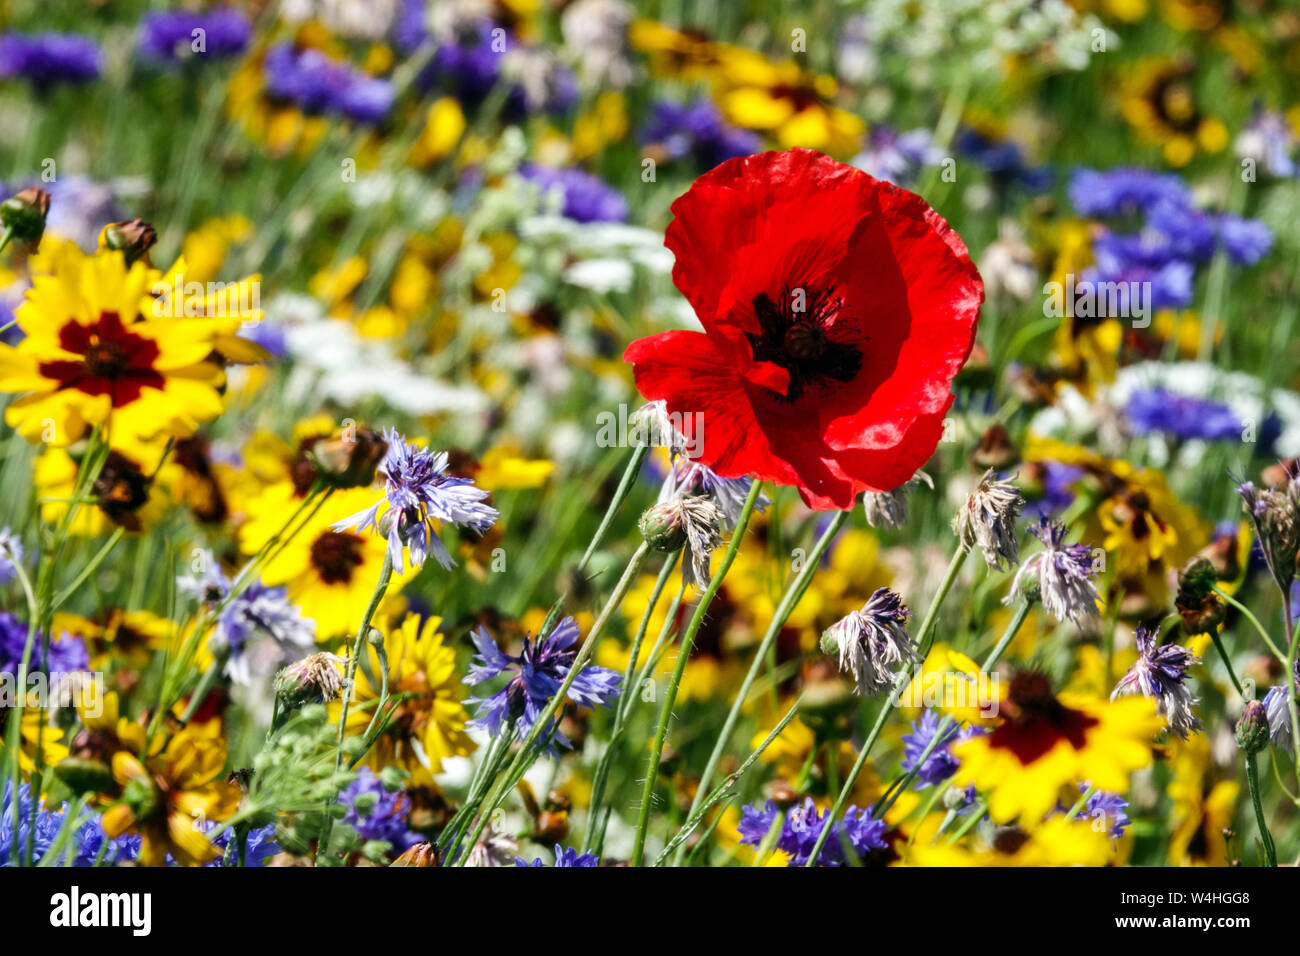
[989,671,1099,765]
[38,311,164,406]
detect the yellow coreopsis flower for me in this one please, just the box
[1120,57,1228,167]
[101,719,238,866]
[952,672,1161,824]
[1166,733,1239,865]
[902,814,1118,866]
[339,612,476,783]
[0,245,225,448]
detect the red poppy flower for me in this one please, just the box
[624,148,983,510]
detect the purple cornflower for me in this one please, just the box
[516,845,600,867]
[264,44,394,125]
[955,128,1051,191]
[852,126,942,186]
[642,99,760,169]
[1068,167,1192,218]
[1025,462,1084,520]
[139,8,252,63]
[1125,389,1246,443]
[1059,783,1130,840]
[900,709,986,788]
[177,552,316,685]
[0,32,101,88]
[520,164,628,223]
[2,783,137,866]
[737,797,888,867]
[1112,626,1201,738]
[1007,518,1100,625]
[464,616,620,748]
[200,822,279,867]
[1237,109,1298,179]
[340,769,422,853]
[1216,215,1274,265]
[821,588,916,697]
[0,612,89,677]
[1262,658,1300,750]
[333,428,498,574]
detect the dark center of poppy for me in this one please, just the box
[310,531,365,584]
[988,670,1100,766]
[748,286,863,402]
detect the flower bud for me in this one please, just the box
[391,841,441,867]
[273,652,344,709]
[100,218,158,265]
[308,427,389,489]
[0,187,50,250]
[1236,700,1270,754]
[638,501,687,552]
[52,756,114,796]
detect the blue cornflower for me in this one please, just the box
[178,552,316,684]
[1216,215,1274,266]
[1125,389,1245,443]
[821,588,916,697]
[0,32,101,87]
[333,428,498,574]
[1112,626,1201,738]
[1,783,137,866]
[516,845,600,867]
[0,526,23,584]
[852,126,942,186]
[264,44,394,124]
[139,8,251,63]
[464,616,620,747]
[520,164,629,223]
[1067,167,1192,218]
[0,611,89,677]
[1238,109,1298,179]
[1025,462,1085,520]
[1064,783,1131,841]
[900,709,986,788]
[737,797,888,867]
[197,822,280,866]
[955,128,1051,191]
[642,99,760,169]
[339,769,422,853]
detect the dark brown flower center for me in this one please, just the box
[748,286,862,402]
[310,531,366,584]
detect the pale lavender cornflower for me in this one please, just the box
[1007,517,1100,625]
[953,470,1024,570]
[0,527,23,584]
[1262,659,1300,750]
[178,551,316,684]
[820,588,916,697]
[334,428,498,574]
[1111,626,1201,738]
[464,616,620,748]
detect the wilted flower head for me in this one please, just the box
[464,617,620,748]
[1111,626,1201,738]
[657,457,767,532]
[1235,467,1300,591]
[953,470,1024,570]
[862,470,931,530]
[464,821,519,868]
[1262,661,1300,751]
[274,652,345,708]
[820,588,916,697]
[1007,518,1100,625]
[639,496,724,587]
[334,428,499,574]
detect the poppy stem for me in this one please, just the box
[630,481,764,866]
[803,540,969,866]
[678,507,851,861]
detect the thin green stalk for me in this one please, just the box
[684,509,850,834]
[1244,752,1277,867]
[1215,587,1286,661]
[630,481,764,866]
[803,541,969,866]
